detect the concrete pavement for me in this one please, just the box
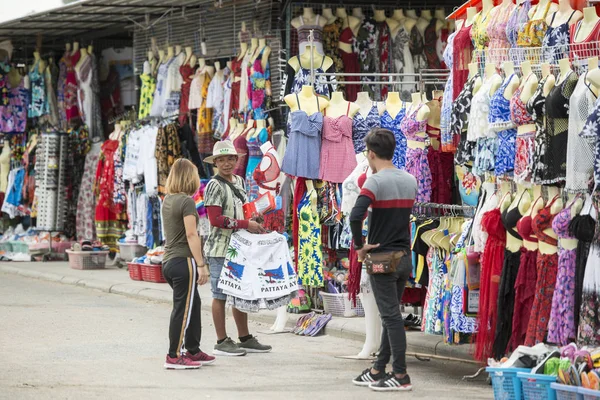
[0,273,492,399]
[0,261,477,363]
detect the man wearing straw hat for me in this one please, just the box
[203,141,272,356]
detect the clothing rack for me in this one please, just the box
[412,202,477,218]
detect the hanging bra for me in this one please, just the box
[399,104,427,141]
[501,192,526,240]
[569,195,596,242]
[531,195,560,246]
[510,80,534,127]
[552,196,579,239]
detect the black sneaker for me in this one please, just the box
[352,368,386,387]
[370,373,413,392]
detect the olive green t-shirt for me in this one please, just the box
[163,194,199,262]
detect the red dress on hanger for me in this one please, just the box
[339,22,359,101]
[65,50,81,122]
[475,208,507,362]
[179,64,195,125]
[452,24,473,101]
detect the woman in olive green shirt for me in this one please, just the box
[161,159,214,370]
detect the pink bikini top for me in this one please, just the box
[399,104,427,141]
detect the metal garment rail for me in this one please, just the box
[314,70,450,93]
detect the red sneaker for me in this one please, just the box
[187,350,216,365]
[164,354,201,370]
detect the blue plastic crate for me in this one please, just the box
[517,372,557,400]
[487,367,530,400]
[580,387,600,400]
[551,383,583,400]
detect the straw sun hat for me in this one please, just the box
[203,140,245,164]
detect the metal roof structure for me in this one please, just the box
[0,0,248,46]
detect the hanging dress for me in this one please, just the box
[544,71,578,184]
[509,205,539,350]
[488,2,515,64]
[566,73,597,193]
[452,74,478,164]
[245,128,269,202]
[297,188,324,287]
[493,200,524,359]
[578,243,600,346]
[424,19,442,69]
[338,18,359,101]
[452,24,473,102]
[323,18,345,95]
[517,1,552,48]
[471,77,496,177]
[475,208,507,362]
[409,26,428,81]
[281,94,323,179]
[390,25,415,101]
[506,0,532,64]
[178,64,194,125]
[64,51,80,122]
[525,196,560,346]
[489,74,518,177]
[28,60,48,118]
[547,198,579,345]
[247,47,272,120]
[543,11,578,64]
[319,104,356,184]
[400,104,432,202]
[352,103,380,153]
[510,81,536,184]
[440,31,457,151]
[528,76,551,184]
[380,105,407,170]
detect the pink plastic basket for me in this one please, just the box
[66,250,109,270]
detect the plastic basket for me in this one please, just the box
[140,264,166,283]
[580,387,600,400]
[0,242,12,252]
[9,241,30,254]
[127,263,143,281]
[29,241,73,254]
[320,292,364,317]
[551,383,583,400]
[517,372,557,400]
[487,367,530,400]
[66,250,109,270]
[118,243,147,262]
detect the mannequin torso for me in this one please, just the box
[285,84,329,115]
[572,7,600,42]
[325,91,360,118]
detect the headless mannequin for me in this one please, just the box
[586,58,600,96]
[544,58,571,96]
[434,9,447,34]
[529,0,557,21]
[158,50,166,65]
[518,61,538,135]
[465,7,478,28]
[560,195,584,251]
[352,8,365,20]
[72,41,80,56]
[251,38,271,71]
[416,10,431,36]
[536,187,562,255]
[392,9,406,21]
[147,50,157,76]
[427,90,444,146]
[325,91,360,118]
[75,47,89,70]
[244,119,256,139]
[284,84,330,115]
[184,46,193,65]
[384,92,404,119]
[373,9,387,23]
[291,8,326,29]
[175,45,182,55]
[468,62,478,79]
[322,8,336,24]
[502,61,520,101]
[237,40,248,62]
[248,38,259,59]
[573,7,600,42]
[479,0,495,19]
[406,9,418,20]
[547,0,582,28]
[338,7,361,35]
[166,46,174,63]
[489,64,505,97]
[355,91,386,116]
[288,45,334,75]
[504,184,526,252]
[406,92,430,150]
[31,51,46,74]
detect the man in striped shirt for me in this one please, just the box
[349,128,417,392]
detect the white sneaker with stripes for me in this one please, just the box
[352,368,386,387]
[370,373,413,392]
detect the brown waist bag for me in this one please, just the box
[364,250,406,275]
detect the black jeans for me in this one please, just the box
[163,257,202,358]
[370,254,412,374]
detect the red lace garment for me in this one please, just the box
[65,51,81,122]
[179,64,196,126]
[452,24,473,101]
[475,208,507,362]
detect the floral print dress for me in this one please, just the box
[247,47,271,120]
[440,31,457,151]
[28,60,48,118]
[323,18,345,94]
[380,106,407,169]
[578,244,600,346]
[297,188,323,287]
[138,73,155,119]
[543,11,577,64]
[390,26,415,101]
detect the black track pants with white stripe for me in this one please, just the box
[163,257,202,358]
